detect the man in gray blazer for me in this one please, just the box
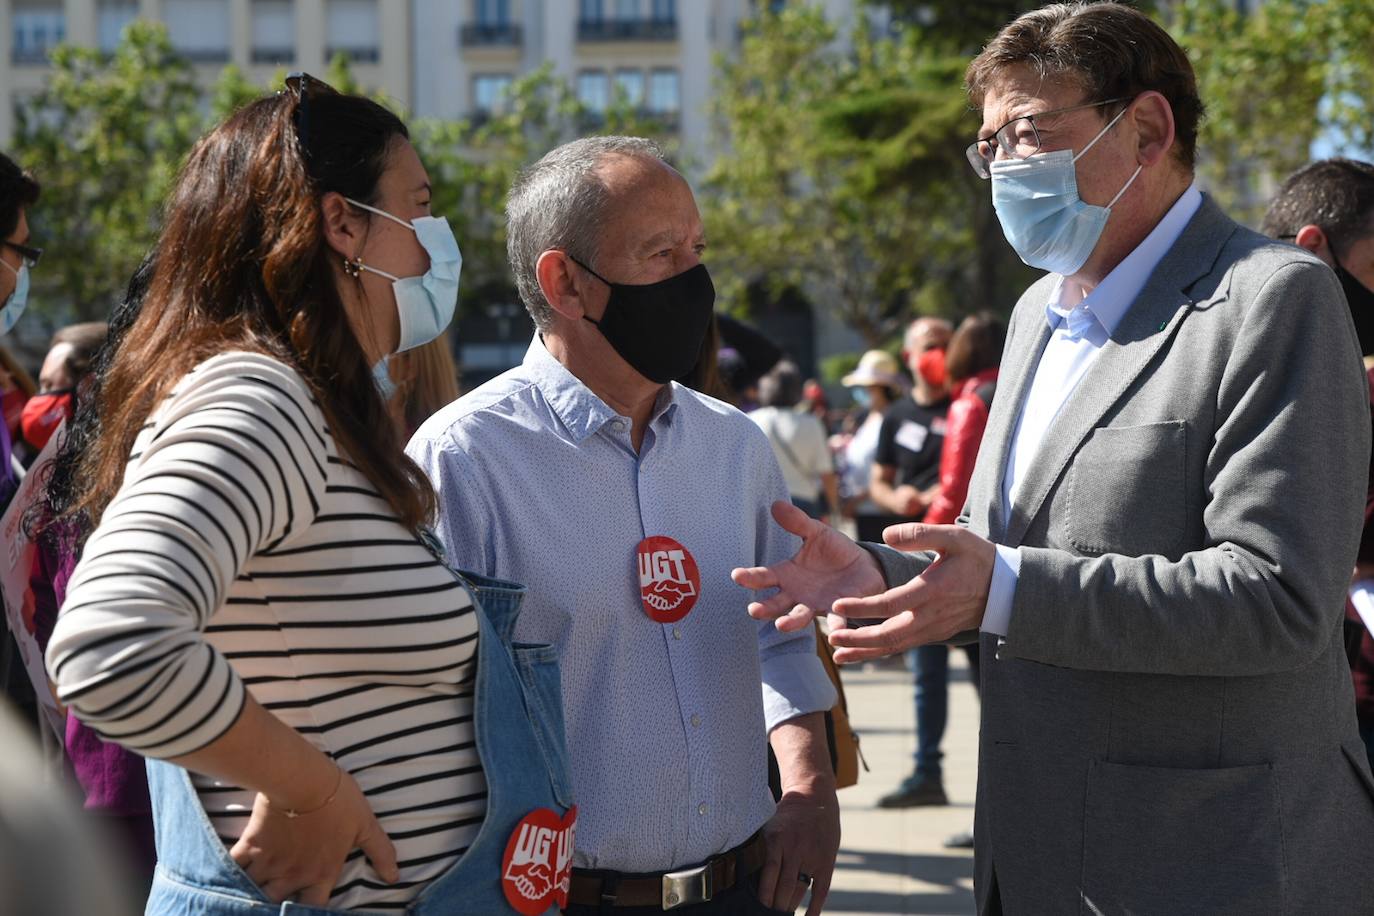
[733,3,1374,913]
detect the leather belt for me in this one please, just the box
[567,832,768,910]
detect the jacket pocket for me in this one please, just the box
[1062,421,1187,559]
[513,643,576,808]
[1081,759,1285,916]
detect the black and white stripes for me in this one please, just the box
[47,352,486,911]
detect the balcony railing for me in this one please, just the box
[10,47,53,65]
[577,18,678,42]
[251,46,295,64]
[460,22,522,47]
[326,45,380,63]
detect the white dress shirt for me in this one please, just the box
[982,184,1203,635]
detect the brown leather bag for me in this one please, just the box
[815,621,866,789]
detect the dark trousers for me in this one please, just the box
[563,875,790,915]
[908,642,981,778]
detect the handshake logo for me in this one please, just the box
[501,806,577,916]
[636,536,701,624]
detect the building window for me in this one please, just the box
[577,71,609,115]
[614,69,645,108]
[648,68,679,115]
[473,73,513,116]
[97,1,138,53]
[475,0,511,25]
[651,0,675,21]
[251,0,295,63]
[11,4,66,64]
[614,0,639,19]
[326,0,380,63]
[580,0,603,23]
[164,0,231,62]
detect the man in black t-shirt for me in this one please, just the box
[867,316,951,540]
[868,316,963,811]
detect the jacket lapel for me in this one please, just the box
[980,300,1054,543]
[1002,194,1238,547]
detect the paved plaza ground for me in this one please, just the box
[820,654,981,916]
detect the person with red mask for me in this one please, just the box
[21,322,106,453]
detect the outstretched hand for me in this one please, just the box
[731,501,886,633]
[828,522,995,664]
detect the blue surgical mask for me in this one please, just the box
[344,198,461,353]
[372,355,397,402]
[989,105,1142,276]
[850,387,872,409]
[0,258,29,336]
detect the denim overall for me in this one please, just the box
[144,572,575,915]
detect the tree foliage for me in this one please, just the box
[14,22,202,323]
[13,27,673,326]
[1160,0,1374,224]
[703,5,1035,347]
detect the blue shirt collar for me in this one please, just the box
[1044,183,1203,340]
[523,335,679,443]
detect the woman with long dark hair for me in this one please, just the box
[45,76,572,914]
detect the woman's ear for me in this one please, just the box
[320,192,369,262]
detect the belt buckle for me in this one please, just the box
[662,863,713,910]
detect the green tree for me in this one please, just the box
[14,21,203,321]
[1159,0,1374,224]
[704,5,1034,347]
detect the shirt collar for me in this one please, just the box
[523,335,679,443]
[1044,183,1203,340]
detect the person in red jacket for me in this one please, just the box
[924,312,1006,527]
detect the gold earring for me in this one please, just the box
[343,256,363,279]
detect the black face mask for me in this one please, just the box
[572,257,716,384]
[1335,258,1374,357]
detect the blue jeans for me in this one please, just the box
[908,643,981,779]
[144,572,574,915]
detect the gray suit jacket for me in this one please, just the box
[870,196,1374,915]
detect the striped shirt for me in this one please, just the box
[46,352,485,911]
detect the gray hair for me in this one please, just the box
[506,135,665,330]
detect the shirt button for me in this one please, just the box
[690,714,701,728]
[698,803,708,816]
[672,627,682,640]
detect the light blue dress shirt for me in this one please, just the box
[982,184,1203,635]
[406,336,836,873]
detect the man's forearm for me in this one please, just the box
[770,712,835,792]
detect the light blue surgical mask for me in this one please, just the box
[0,258,29,336]
[345,198,461,353]
[989,105,1142,276]
[850,387,872,409]
[372,355,397,402]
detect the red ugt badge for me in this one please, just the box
[501,806,577,915]
[636,536,701,624]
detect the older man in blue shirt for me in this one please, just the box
[407,136,838,916]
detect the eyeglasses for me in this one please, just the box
[2,240,42,268]
[965,97,1131,179]
[282,71,338,155]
